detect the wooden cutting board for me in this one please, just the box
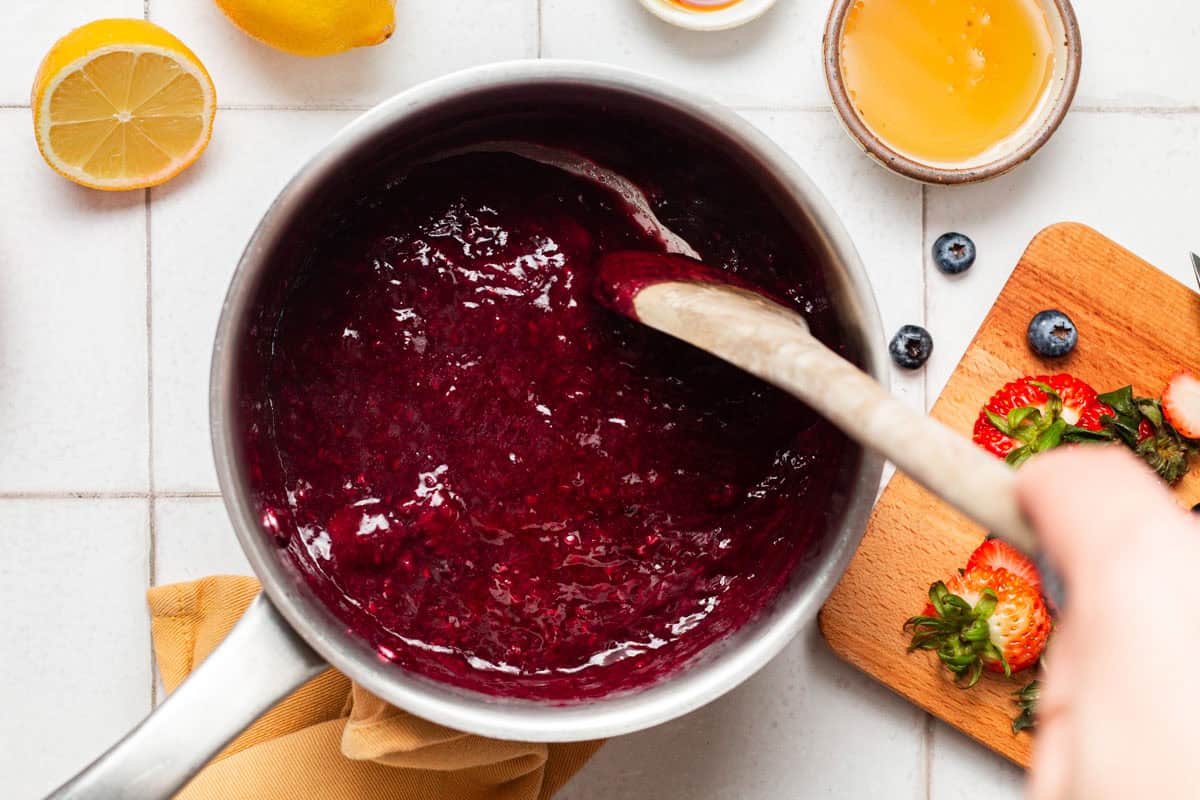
[818,222,1200,766]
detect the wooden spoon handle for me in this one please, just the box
[634,281,1039,554]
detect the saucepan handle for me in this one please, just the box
[44,595,327,800]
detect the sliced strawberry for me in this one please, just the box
[966,538,1043,597]
[973,374,1112,467]
[907,566,1051,686]
[1163,370,1200,440]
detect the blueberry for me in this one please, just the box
[932,232,976,274]
[889,324,933,369]
[1192,502,1200,514]
[1027,309,1078,358]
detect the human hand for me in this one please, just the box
[1015,445,1200,799]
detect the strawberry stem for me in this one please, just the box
[1012,680,1040,733]
[1098,386,1195,484]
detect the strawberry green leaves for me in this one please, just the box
[977,377,1196,480]
[905,582,1010,689]
[1012,679,1040,733]
[1098,386,1196,484]
[985,381,1110,467]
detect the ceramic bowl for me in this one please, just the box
[823,0,1081,184]
[638,0,780,32]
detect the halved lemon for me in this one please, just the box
[32,19,216,191]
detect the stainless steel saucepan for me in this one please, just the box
[47,61,886,799]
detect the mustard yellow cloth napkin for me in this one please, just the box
[148,576,603,800]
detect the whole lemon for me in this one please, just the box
[215,0,395,57]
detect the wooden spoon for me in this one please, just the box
[595,250,1041,555]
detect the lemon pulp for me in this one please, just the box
[33,19,215,190]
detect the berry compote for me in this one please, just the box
[244,131,854,700]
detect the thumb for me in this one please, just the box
[1014,445,1180,585]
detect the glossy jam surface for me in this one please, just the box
[841,0,1055,163]
[246,141,851,700]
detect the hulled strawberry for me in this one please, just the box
[966,538,1043,598]
[973,374,1112,467]
[1099,384,1195,484]
[1162,370,1200,440]
[905,566,1051,687]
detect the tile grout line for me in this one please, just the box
[156,102,1200,114]
[9,99,1200,114]
[4,101,1200,114]
[144,186,159,708]
[922,715,935,799]
[920,183,930,412]
[218,103,375,112]
[919,182,934,800]
[145,0,156,696]
[0,103,374,112]
[536,0,543,58]
[0,491,222,499]
[1073,104,1200,114]
[733,104,833,112]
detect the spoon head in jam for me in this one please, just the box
[593,250,770,321]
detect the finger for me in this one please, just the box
[1013,445,1177,584]
[1026,712,1072,800]
[1037,625,1075,720]
[1025,601,1080,799]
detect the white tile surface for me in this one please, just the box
[148,0,538,107]
[560,626,925,800]
[151,109,357,492]
[542,0,831,107]
[0,499,150,799]
[151,498,251,705]
[930,722,1025,800]
[924,111,1200,397]
[154,497,251,584]
[0,1,145,105]
[0,111,149,493]
[1074,0,1200,109]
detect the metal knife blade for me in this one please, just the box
[1191,251,1200,290]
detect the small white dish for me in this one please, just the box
[637,0,780,32]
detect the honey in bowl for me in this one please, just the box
[840,0,1055,164]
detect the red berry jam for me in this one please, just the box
[244,139,852,700]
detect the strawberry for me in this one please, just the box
[966,538,1043,598]
[973,374,1112,467]
[905,566,1051,686]
[1162,370,1200,440]
[1098,384,1195,484]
